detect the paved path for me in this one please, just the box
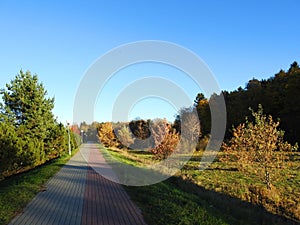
[10,144,147,225]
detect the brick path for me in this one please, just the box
[9,144,147,225]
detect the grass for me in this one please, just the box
[0,149,78,225]
[124,179,234,225]
[100,145,300,225]
[99,146,234,225]
[183,151,300,222]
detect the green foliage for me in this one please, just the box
[0,70,55,139]
[222,105,297,189]
[0,70,73,179]
[194,62,300,144]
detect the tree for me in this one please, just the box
[97,122,118,147]
[150,119,179,159]
[151,129,179,160]
[150,118,169,148]
[0,70,70,177]
[194,93,210,136]
[129,119,152,149]
[177,107,201,153]
[222,105,297,189]
[0,70,55,140]
[115,123,134,148]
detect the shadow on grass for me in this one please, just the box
[170,176,299,225]
[101,146,299,225]
[107,160,299,224]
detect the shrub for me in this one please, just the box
[150,119,180,160]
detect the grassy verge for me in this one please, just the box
[100,145,300,225]
[0,149,78,225]
[99,146,235,225]
[124,178,235,225]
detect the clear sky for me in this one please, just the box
[1,0,299,124]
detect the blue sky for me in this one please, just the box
[1,0,299,124]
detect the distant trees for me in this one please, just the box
[221,105,298,189]
[194,61,300,145]
[0,70,77,179]
[97,118,182,160]
[194,93,210,136]
[98,62,300,167]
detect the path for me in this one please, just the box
[9,144,147,225]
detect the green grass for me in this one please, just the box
[100,145,300,224]
[99,146,235,225]
[99,145,153,167]
[183,151,300,222]
[124,179,233,225]
[0,149,78,225]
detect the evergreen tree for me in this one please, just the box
[0,70,64,176]
[0,70,55,140]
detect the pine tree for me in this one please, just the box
[0,70,58,170]
[0,70,55,140]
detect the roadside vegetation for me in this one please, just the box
[0,71,80,224]
[101,142,299,225]
[97,63,300,224]
[1,62,299,224]
[0,71,80,180]
[0,149,78,225]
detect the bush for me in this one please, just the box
[150,119,180,160]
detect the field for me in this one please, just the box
[100,145,300,225]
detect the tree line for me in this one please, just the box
[95,62,299,189]
[194,61,300,144]
[0,71,79,180]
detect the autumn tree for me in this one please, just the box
[222,105,298,189]
[129,119,152,149]
[194,93,210,136]
[97,122,118,147]
[151,129,179,160]
[150,119,179,159]
[115,123,134,148]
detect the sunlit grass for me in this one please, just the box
[101,144,300,223]
[99,145,234,225]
